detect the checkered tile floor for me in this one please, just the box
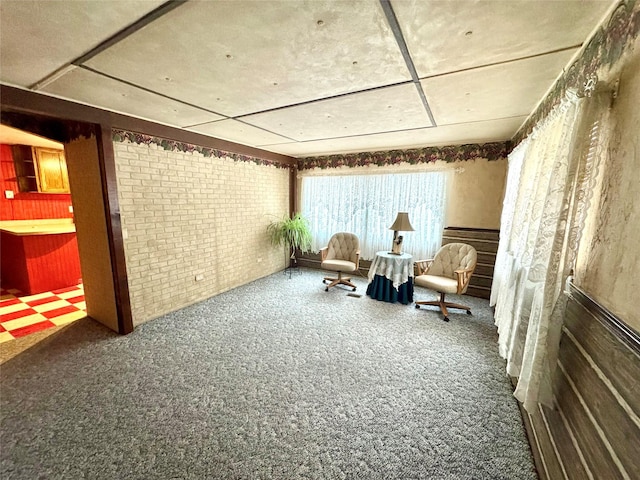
[0,285,86,343]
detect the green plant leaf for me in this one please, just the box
[266,213,312,252]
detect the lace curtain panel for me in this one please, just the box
[490,90,611,412]
[300,172,447,261]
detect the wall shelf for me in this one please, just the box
[11,145,70,194]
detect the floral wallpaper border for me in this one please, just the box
[512,0,640,146]
[112,129,291,169]
[297,142,507,170]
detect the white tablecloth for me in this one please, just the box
[367,251,413,289]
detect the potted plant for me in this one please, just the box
[267,213,313,270]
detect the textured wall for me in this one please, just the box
[446,158,507,229]
[576,46,640,331]
[114,140,289,325]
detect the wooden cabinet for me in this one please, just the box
[33,147,70,193]
[1,227,81,295]
[12,145,70,194]
[11,145,38,192]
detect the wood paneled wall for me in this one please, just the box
[0,231,82,295]
[441,227,499,299]
[521,284,640,479]
[0,144,73,221]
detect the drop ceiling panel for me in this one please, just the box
[0,0,166,87]
[393,0,612,78]
[188,119,293,147]
[424,49,577,126]
[83,0,410,117]
[241,83,432,142]
[0,0,616,158]
[265,116,526,158]
[42,68,223,128]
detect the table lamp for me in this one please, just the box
[389,212,414,255]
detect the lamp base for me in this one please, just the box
[391,232,403,255]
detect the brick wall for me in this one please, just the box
[113,139,290,325]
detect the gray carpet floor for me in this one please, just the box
[1,268,537,479]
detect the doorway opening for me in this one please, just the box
[0,123,86,345]
[0,110,130,361]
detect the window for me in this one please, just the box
[301,172,447,261]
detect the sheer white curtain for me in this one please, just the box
[300,172,447,261]
[491,90,610,412]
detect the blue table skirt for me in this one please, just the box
[366,275,414,305]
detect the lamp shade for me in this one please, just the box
[388,212,414,231]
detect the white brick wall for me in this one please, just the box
[113,140,290,325]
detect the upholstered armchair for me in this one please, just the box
[414,242,477,321]
[320,232,360,291]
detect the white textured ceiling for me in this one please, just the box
[0,124,63,149]
[0,0,613,158]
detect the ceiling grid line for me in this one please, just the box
[72,0,188,66]
[0,0,615,157]
[28,0,188,91]
[232,80,413,120]
[379,0,437,127]
[420,44,585,81]
[78,65,228,121]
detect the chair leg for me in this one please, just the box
[415,292,471,322]
[323,271,357,291]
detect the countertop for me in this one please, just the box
[0,219,75,236]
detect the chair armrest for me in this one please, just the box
[454,267,475,293]
[414,258,434,276]
[319,247,328,262]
